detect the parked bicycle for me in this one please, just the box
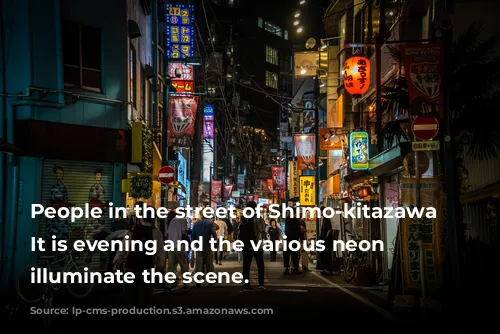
[342,232,366,283]
[16,250,95,328]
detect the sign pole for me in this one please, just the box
[161,54,169,210]
[314,75,320,240]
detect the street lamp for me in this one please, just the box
[293,20,300,26]
[294,12,300,18]
[297,26,303,33]
[299,0,306,4]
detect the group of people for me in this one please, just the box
[107,200,312,304]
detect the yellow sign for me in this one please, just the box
[400,178,443,290]
[288,161,299,198]
[299,176,315,206]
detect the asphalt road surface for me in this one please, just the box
[2,253,493,331]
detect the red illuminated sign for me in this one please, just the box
[171,80,194,93]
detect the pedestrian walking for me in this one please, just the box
[191,214,217,287]
[213,218,228,265]
[283,213,301,275]
[113,206,165,306]
[165,212,190,290]
[266,219,280,261]
[239,201,265,291]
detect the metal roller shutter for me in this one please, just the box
[40,159,115,270]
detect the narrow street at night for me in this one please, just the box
[2,0,500,330]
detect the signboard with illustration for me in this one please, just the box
[294,134,316,171]
[167,96,198,147]
[349,131,369,170]
[401,43,444,119]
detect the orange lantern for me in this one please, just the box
[343,56,370,96]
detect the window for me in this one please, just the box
[62,19,102,91]
[265,21,282,37]
[258,17,263,28]
[266,46,278,65]
[284,30,288,40]
[130,44,136,108]
[265,71,278,89]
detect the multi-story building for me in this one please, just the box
[196,0,293,203]
[0,0,165,292]
[320,0,499,309]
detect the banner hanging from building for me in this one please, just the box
[266,179,273,193]
[168,96,198,147]
[349,131,369,170]
[293,51,318,77]
[166,3,194,59]
[288,160,299,199]
[211,180,222,201]
[168,63,194,80]
[319,128,343,150]
[202,138,213,183]
[299,175,315,206]
[400,43,444,119]
[294,134,316,170]
[203,104,214,138]
[237,174,245,193]
[223,184,233,200]
[400,178,444,291]
[271,166,286,191]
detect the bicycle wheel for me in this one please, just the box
[65,261,95,299]
[343,261,355,283]
[16,264,45,303]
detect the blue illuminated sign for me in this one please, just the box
[166,4,194,59]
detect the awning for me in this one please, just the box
[369,142,412,176]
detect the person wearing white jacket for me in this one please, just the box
[213,219,227,265]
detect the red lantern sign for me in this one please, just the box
[343,56,370,96]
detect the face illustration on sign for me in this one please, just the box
[171,99,194,134]
[410,62,441,99]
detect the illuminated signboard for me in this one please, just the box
[168,63,194,80]
[202,138,214,183]
[203,104,214,138]
[166,4,194,59]
[349,131,369,170]
[171,80,194,93]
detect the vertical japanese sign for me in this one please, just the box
[299,176,315,206]
[177,154,187,187]
[211,180,222,201]
[294,134,316,170]
[349,131,369,170]
[169,63,194,94]
[266,179,273,193]
[201,138,213,183]
[288,161,299,199]
[272,166,286,200]
[203,104,214,138]
[302,93,315,133]
[401,43,444,119]
[168,96,198,147]
[166,4,194,59]
[223,184,233,201]
[400,178,443,290]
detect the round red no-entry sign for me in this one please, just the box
[411,117,439,140]
[158,166,175,185]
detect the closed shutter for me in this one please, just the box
[40,159,114,269]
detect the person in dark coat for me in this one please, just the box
[316,214,334,275]
[283,213,301,274]
[266,219,280,261]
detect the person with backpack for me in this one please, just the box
[113,206,165,306]
[239,201,265,291]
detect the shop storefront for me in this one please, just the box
[40,159,116,270]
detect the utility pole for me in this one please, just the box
[314,75,320,239]
[375,0,386,152]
